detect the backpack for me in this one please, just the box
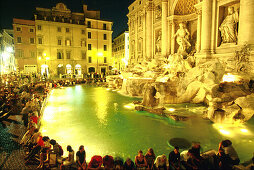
[59,145,64,156]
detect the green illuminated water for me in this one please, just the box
[40,85,254,162]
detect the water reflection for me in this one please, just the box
[94,87,109,125]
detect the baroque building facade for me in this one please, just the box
[127,0,254,66]
[112,31,129,72]
[0,29,16,75]
[13,3,113,78]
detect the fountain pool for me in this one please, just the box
[40,85,254,162]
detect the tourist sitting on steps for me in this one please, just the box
[168,146,181,170]
[103,155,114,169]
[49,139,63,164]
[145,148,156,169]
[216,148,232,170]
[88,155,103,169]
[37,136,51,168]
[155,154,169,170]
[76,145,87,170]
[219,139,240,165]
[124,158,135,170]
[135,150,147,169]
[60,145,75,170]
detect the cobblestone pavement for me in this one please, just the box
[0,115,38,170]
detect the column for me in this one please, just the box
[196,12,202,52]
[161,0,168,57]
[142,13,146,58]
[146,0,153,60]
[171,22,175,54]
[200,0,212,53]
[135,15,138,63]
[238,0,254,46]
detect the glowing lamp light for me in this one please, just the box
[97,52,103,57]
[46,57,50,60]
[167,108,175,112]
[38,56,42,60]
[222,73,239,82]
[43,53,47,57]
[219,129,231,136]
[240,129,248,133]
[124,103,135,110]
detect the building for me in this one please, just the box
[13,3,113,78]
[127,0,254,66]
[112,31,129,72]
[0,29,16,75]
[13,19,37,74]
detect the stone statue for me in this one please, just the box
[156,31,162,53]
[174,23,191,55]
[219,7,239,44]
[155,6,162,19]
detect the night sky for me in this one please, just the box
[0,0,135,38]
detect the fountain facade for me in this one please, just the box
[107,0,254,124]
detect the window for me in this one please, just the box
[88,32,91,39]
[104,57,107,63]
[16,27,21,31]
[88,57,92,63]
[66,51,71,59]
[57,39,62,45]
[66,39,71,46]
[57,51,63,59]
[82,52,86,59]
[31,51,36,58]
[30,38,35,44]
[81,29,85,34]
[57,27,61,32]
[103,34,107,40]
[37,25,42,30]
[66,28,69,32]
[38,37,42,44]
[17,37,22,43]
[88,44,92,50]
[104,45,107,51]
[87,21,91,28]
[16,49,24,58]
[30,29,34,32]
[103,23,107,30]
[81,40,86,47]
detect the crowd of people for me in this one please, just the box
[20,125,254,170]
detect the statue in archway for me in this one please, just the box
[219,7,239,44]
[156,30,162,53]
[174,23,191,55]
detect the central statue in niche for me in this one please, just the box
[174,23,191,55]
[219,7,239,44]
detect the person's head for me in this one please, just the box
[228,7,234,15]
[147,148,155,156]
[67,145,73,152]
[49,139,56,145]
[161,154,167,162]
[42,136,50,142]
[126,158,132,166]
[79,145,84,152]
[221,140,231,147]
[174,146,179,154]
[34,128,39,133]
[104,155,110,161]
[179,23,184,28]
[138,150,143,156]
